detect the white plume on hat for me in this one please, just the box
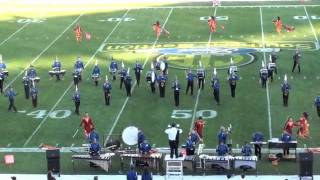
[262,61,265,68]
[213,68,217,75]
[127,68,130,75]
[230,57,233,64]
[269,54,272,62]
[105,75,108,81]
[0,54,2,63]
[199,61,202,68]
[95,59,98,66]
[75,85,78,91]
[284,74,287,82]
[151,62,154,69]
[121,61,124,69]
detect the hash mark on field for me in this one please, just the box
[7,143,11,147]
[23,10,130,147]
[0,22,31,47]
[105,8,174,145]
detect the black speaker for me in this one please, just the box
[298,152,313,178]
[46,149,60,173]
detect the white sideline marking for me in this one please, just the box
[22,9,131,147]
[105,8,174,145]
[304,6,319,49]
[189,6,217,132]
[0,22,31,47]
[3,14,83,91]
[260,7,272,139]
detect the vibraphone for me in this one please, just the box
[199,155,234,170]
[120,153,162,171]
[72,153,115,172]
[234,156,258,173]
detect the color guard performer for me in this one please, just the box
[91,60,101,86]
[124,68,132,97]
[103,75,112,105]
[260,61,268,88]
[315,94,320,118]
[72,85,81,115]
[30,80,38,108]
[211,68,220,105]
[73,24,82,43]
[292,49,301,73]
[197,61,205,90]
[281,74,291,107]
[74,56,84,81]
[297,112,310,138]
[119,62,127,89]
[283,117,295,135]
[194,116,206,138]
[152,21,170,38]
[172,75,181,107]
[207,16,224,33]
[134,60,143,86]
[109,58,118,81]
[185,68,195,96]
[80,112,95,138]
[272,16,283,34]
[228,71,238,98]
[5,86,17,112]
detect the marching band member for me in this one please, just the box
[241,142,252,156]
[270,50,278,74]
[0,54,8,85]
[72,85,81,115]
[292,49,301,73]
[0,54,7,70]
[228,71,238,98]
[80,112,95,138]
[172,75,181,107]
[5,86,17,112]
[141,167,153,180]
[281,74,291,107]
[162,57,169,75]
[315,94,320,118]
[30,81,38,108]
[165,123,182,158]
[267,56,276,82]
[217,126,228,144]
[139,139,151,154]
[194,116,205,138]
[157,71,167,98]
[88,128,99,143]
[260,61,268,88]
[89,138,100,156]
[211,68,220,105]
[109,58,118,81]
[119,62,127,89]
[0,69,5,94]
[227,58,237,75]
[127,166,138,180]
[51,57,62,81]
[134,60,143,86]
[152,21,170,38]
[23,72,30,99]
[124,68,132,97]
[190,130,201,144]
[91,60,101,86]
[281,130,292,157]
[297,112,310,138]
[149,63,157,93]
[27,65,37,79]
[185,135,195,156]
[283,117,295,135]
[74,56,84,81]
[197,61,205,90]
[252,131,264,159]
[138,129,145,151]
[216,142,229,156]
[185,68,195,96]
[103,75,112,105]
[73,69,81,86]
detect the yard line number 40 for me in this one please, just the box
[27,110,71,119]
[171,110,217,119]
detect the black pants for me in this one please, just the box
[268,71,273,82]
[186,81,193,95]
[79,74,82,81]
[56,74,60,81]
[169,140,178,158]
[24,85,30,99]
[75,101,80,114]
[292,62,300,73]
[186,148,195,156]
[159,85,165,98]
[317,106,320,117]
[254,144,262,159]
[230,83,236,98]
[150,82,156,93]
[283,147,289,156]
[274,67,278,74]
[198,78,204,90]
[125,84,131,97]
[73,77,79,86]
[283,94,289,106]
[135,73,140,86]
[213,89,220,105]
[8,99,17,112]
[120,77,124,89]
[112,72,116,81]
[0,79,3,93]
[174,91,179,107]
[261,78,267,88]
[32,96,37,108]
[93,78,98,86]
[104,91,110,105]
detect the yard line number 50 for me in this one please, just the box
[171,110,217,119]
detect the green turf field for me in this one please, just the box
[0,1,320,174]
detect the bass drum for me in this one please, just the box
[122,126,138,146]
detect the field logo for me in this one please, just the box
[10,18,46,24]
[98,17,135,22]
[200,16,229,21]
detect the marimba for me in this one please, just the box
[120,153,162,171]
[268,140,297,159]
[234,156,258,169]
[199,154,234,170]
[72,153,115,172]
[49,70,66,77]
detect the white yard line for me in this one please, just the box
[259,7,272,139]
[104,8,174,145]
[0,22,31,47]
[3,14,83,91]
[303,6,319,49]
[22,9,131,147]
[189,6,217,132]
